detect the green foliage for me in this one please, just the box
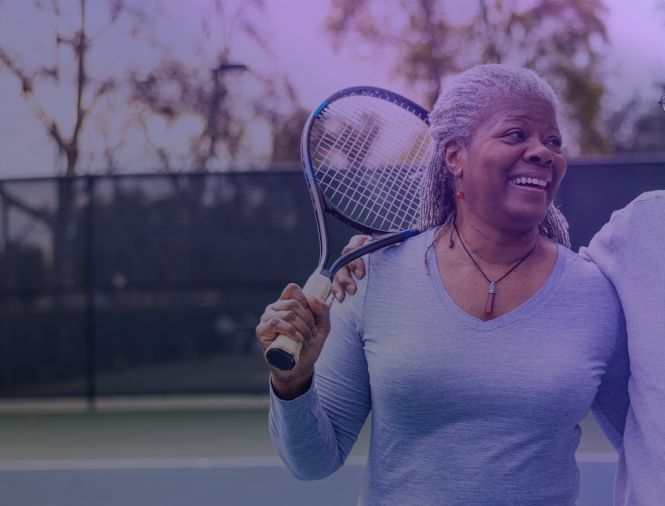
[326,0,611,154]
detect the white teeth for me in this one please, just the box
[511,176,547,188]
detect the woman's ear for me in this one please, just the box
[444,141,465,178]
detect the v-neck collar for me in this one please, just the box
[424,227,567,332]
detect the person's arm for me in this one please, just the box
[584,197,665,504]
[581,222,630,451]
[268,256,372,480]
[589,311,630,452]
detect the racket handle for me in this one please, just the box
[264,272,332,371]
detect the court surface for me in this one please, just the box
[0,400,617,505]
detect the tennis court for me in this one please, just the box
[0,401,617,505]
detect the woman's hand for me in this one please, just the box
[256,283,331,399]
[331,234,371,302]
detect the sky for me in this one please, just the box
[0,0,663,179]
[259,0,665,108]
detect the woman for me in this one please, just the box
[255,64,629,505]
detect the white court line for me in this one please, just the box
[0,456,369,472]
[0,453,615,472]
[0,395,271,414]
[576,452,619,463]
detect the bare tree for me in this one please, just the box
[0,0,146,176]
[0,0,145,291]
[129,0,304,172]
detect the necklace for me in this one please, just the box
[451,223,537,316]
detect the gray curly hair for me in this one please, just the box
[418,64,571,248]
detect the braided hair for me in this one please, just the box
[417,64,571,248]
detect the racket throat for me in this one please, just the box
[303,271,333,301]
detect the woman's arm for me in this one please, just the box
[269,257,372,480]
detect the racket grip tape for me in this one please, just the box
[264,272,332,371]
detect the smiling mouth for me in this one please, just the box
[508,176,549,190]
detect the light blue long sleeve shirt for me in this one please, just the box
[270,228,629,505]
[582,190,665,505]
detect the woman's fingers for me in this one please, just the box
[332,258,366,302]
[332,265,354,302]
[262,309,315,341]
[256,285,333,388]
[348,257,366,280]
[257,282,329,348]
[341,234,372,255]
[332,235,371,302]
[261,298,316,334]
[255,317,307,348]
[332,261,363,301]
[267,284,316,323]
[307,296,331,339]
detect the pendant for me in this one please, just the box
[485,281,497,315]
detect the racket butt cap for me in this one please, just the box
[265,347,297,371]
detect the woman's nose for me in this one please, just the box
[524,143,553,166]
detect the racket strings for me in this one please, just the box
[315,133,425,226]
[313,112,385,223]
[369,126,430,225]
[310,97,432,232]
[316,144,424,231]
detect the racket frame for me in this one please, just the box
[300,86,430,276]
[265,86,430,371]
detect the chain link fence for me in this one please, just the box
[0,160,663,403]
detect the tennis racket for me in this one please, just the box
[264,86,433,371]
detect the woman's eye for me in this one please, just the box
[547,137,562,148]
[504,130,524,141]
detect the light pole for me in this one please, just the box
[214,62,249,73]
[198,62,249,171]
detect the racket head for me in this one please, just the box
[301,86,433,239]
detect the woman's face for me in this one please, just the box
[451,97,567,231]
